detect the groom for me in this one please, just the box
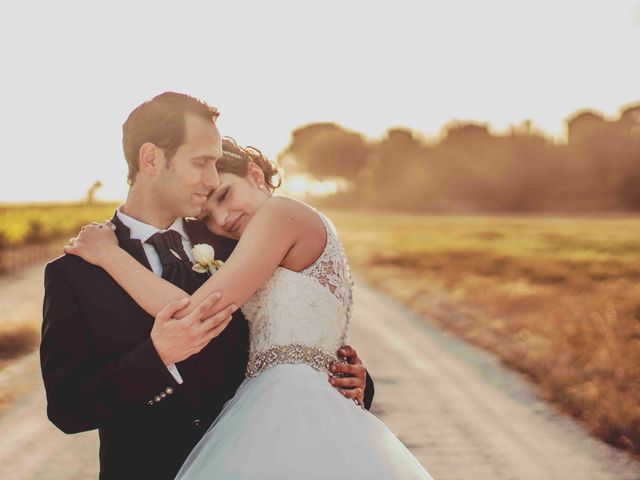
[40,92,374,480]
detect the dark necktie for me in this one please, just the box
[145,229,208,295]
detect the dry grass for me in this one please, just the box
[0,326,39,361]
[0,202,118,247]
[327,209,640,456]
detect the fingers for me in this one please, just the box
[188,302,237,355]
[196,304,238,335]
[185,292,223,324]
[338,387,363,404]
[338,345,364,365]
[338,345,355,357]
[80,224,96,234]
[330,363,365,378]
[63,237,78,255]
[329,376,362,389]
[91,220,114,229]
[157,297,190,322]
[193,312,235,352]
[339,387,362,399]
[328,361,366,404]
[80,223,112,233]
[206,313,234,339]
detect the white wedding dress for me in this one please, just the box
[176,210,433,479]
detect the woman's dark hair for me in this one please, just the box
[219,137,281,192]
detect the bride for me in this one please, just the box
[66,138,433,479]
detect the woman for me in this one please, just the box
[66,138,433,479]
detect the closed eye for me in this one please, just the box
[218,188,229,202]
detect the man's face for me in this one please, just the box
[153,113,222,219]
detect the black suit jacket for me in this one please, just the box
[40,213,374,479]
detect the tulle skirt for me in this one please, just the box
[175,364,432,479]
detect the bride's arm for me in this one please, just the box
[67,197,303,318]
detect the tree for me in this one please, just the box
[280,123,369,182]
[86,181,102,205]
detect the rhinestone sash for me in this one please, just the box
[245,343,343,378]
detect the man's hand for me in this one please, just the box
[150,292,237,365]
[329,345,367,407]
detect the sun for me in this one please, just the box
[279,174,341,199]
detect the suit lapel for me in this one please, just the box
[111,212,153,271]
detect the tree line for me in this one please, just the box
[279,104,640,213]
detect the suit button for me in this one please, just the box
[193,419,200,427]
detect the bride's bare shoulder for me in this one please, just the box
[264,196,327,270]
[252,196,327,256]
[265,196,325,232]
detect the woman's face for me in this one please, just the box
[200,166,269,240]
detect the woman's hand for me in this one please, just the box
[63,220,119,266]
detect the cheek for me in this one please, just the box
[206,216,232,238]
[251,190,268,210]
[160,165,192,190]
[207,220,224,236]
[171,163,199,185]
[239,186,261,212]
[185,167,202,185]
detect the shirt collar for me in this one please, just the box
[116,205,190,244]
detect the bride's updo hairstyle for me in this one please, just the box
[219,137,282,192]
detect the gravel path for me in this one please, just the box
[0,263,639,479]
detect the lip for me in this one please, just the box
[193,193,208,203]
[229,215,243,234]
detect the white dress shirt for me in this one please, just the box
[116,206,197,385]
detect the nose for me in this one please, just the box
[212,208,228,228]
[203,164,220,190]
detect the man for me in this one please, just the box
[40,92,374,479]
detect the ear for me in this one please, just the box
[246,162,266,187]
[138,143,162,176]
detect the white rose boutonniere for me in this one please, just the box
[191,244,224,275]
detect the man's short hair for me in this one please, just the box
[122,92,220,184]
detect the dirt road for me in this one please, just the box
[0,262,639,479]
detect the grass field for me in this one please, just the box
[325,209,640,457]
[0,202,119,247]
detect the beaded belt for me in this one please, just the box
[245,343,342,378]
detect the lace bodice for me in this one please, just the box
[240,210,354,377]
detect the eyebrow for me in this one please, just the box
[193,154,220,162]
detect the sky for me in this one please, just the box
[1,0,639,202]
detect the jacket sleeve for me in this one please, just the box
[40,260,180,434]
[364,370,375,410]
